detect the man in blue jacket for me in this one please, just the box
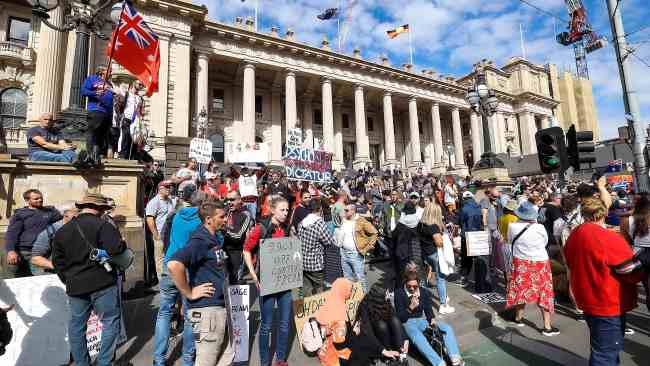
[459,190,492,293]
[81,67,113,163]
[152,190,207,366]
[168,201,234,366]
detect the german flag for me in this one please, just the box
[387,24,409,39]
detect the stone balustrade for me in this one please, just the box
[0,41,35,65]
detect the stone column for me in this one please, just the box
[333,98,344,169]
[285,69,297,131]
[408,96,422,167]
[321,78,335,154]
[382,91,397,166]
[353,84,370,167]
[488,113,500,154]
[518,111,537,155]
[451,107,466,168]
[195,51,210,115]
[31,6,66,121]
[242,62,256,144]
[171,36,192,137]
[431,103,443,169]
[270,85,283,164]
[302,93,314,147]
[470,111,481,165]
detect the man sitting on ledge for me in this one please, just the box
[27,112,77,163]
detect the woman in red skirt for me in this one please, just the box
[506,200,560,337]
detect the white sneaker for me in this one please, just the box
[439,304,456,314]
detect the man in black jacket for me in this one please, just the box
[52,192,126,366]
[5,189,62,277]
[289,190,311,234]
[224,190,253,284]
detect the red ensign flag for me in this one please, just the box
[107,1,160,96]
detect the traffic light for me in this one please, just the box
[535,127,568,174]
[566,124,596,171]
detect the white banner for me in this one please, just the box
[227,285,250,363]
[465,230,491,256]
[226,142,270,163]
[189,138,213,164]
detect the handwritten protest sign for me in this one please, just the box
[284,146,333,183]
[0,275,106,365]
[227,285,250,363]
[189,138,213,164]
[466,231,491,256]
[226,142,270,163]
[293,282,364,346]
[287,127,303,147]
[259,238,303,296]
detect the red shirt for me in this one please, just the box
[243,221,287,253]
[218,182,238,198]
[564,222,645,316]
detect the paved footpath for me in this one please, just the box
[116,260,650,365]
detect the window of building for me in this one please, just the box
[314,109,322,125]
[255,95,263,115]
[7,17,30,46]
[368,117,374,131]
[462,122,470,136]
[209,133,224,162]
[0,88,27,129]
[342,113,350,129]
[212,89,224,112]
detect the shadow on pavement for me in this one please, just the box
[117,294,156,364]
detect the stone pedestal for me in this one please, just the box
[164,136,191,175]
[472,167,513,187]
[0,159,146,291]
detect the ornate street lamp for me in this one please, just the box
[465,67,505,170]
[192,108,208,139]
[27,0,120,136]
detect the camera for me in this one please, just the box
[89,248,112,272]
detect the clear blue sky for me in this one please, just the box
[194,0,650,140]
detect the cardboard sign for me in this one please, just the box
[226,142,270,163]
[0,275,106,365]
[284,146,333,183]
[259,238,303,296]
[227,285,250,363]
[287,127,303,147]
[466,230,491,256]
[189,138,213,164]
[293,282,364,346]
[607,174,634,193]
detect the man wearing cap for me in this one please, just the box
[459,191,483,288]
[146,181,177,278]
[51,192,126,366]
[202,172,221,199]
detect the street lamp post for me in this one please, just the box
[27,0,120,136]
[465,67,505,170]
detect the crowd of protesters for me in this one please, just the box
[2,157,650,366]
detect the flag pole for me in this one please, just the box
[105,1,127,81]
[408,26,414,65]
[255,0,259,31]
[337,0,341,51]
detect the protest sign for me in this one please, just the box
[607,174,634,193]
[0,275,106,365]
[466,231,491,256]
[287,127,303,147]
[227,285,250,363]
[189,138,213,164]
[259,237,303,296]
[226,142,270,163]
[284,146,333,183]
[293,282,364,346]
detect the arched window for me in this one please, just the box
[0,88,27,129]
[209,133,224,163]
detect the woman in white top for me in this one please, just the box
[621,195,650,250]
[506,200,560,337]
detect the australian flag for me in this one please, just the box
[317,8,338,20]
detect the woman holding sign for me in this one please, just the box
[506,200,560,337]
[243,196,292,366]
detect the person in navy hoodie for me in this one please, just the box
[168,201,234,366]
[81,66,113,163]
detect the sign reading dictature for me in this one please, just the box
[283,146,333,183]
[259,237,303,296]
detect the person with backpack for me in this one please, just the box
[30,203,79,274]
[243,195,292,366]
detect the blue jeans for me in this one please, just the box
[340,248,367,292]
[259,290,292,365]
[585,314,626,366]
[244,202,257,220]
[30,149,76,163]
[403,318,460,366]
[68,285,121,366]
[153,270,195,366]
[425,252,448,305]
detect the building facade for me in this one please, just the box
[1,0,599,175]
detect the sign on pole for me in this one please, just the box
[292,282,364,346]
[226,142,270,164]
[283,146,333,183]
[465,231,491,256]
[259,237,303,296]
[227,285,250,363]
[189,137,213,164]
[286,128,303,147]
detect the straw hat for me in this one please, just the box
[75,192,112,209]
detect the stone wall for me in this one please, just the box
[0,159,146,291]
[164,136,191,176]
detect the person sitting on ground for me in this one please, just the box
[394,269,463,366]
[27,113,77,163]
